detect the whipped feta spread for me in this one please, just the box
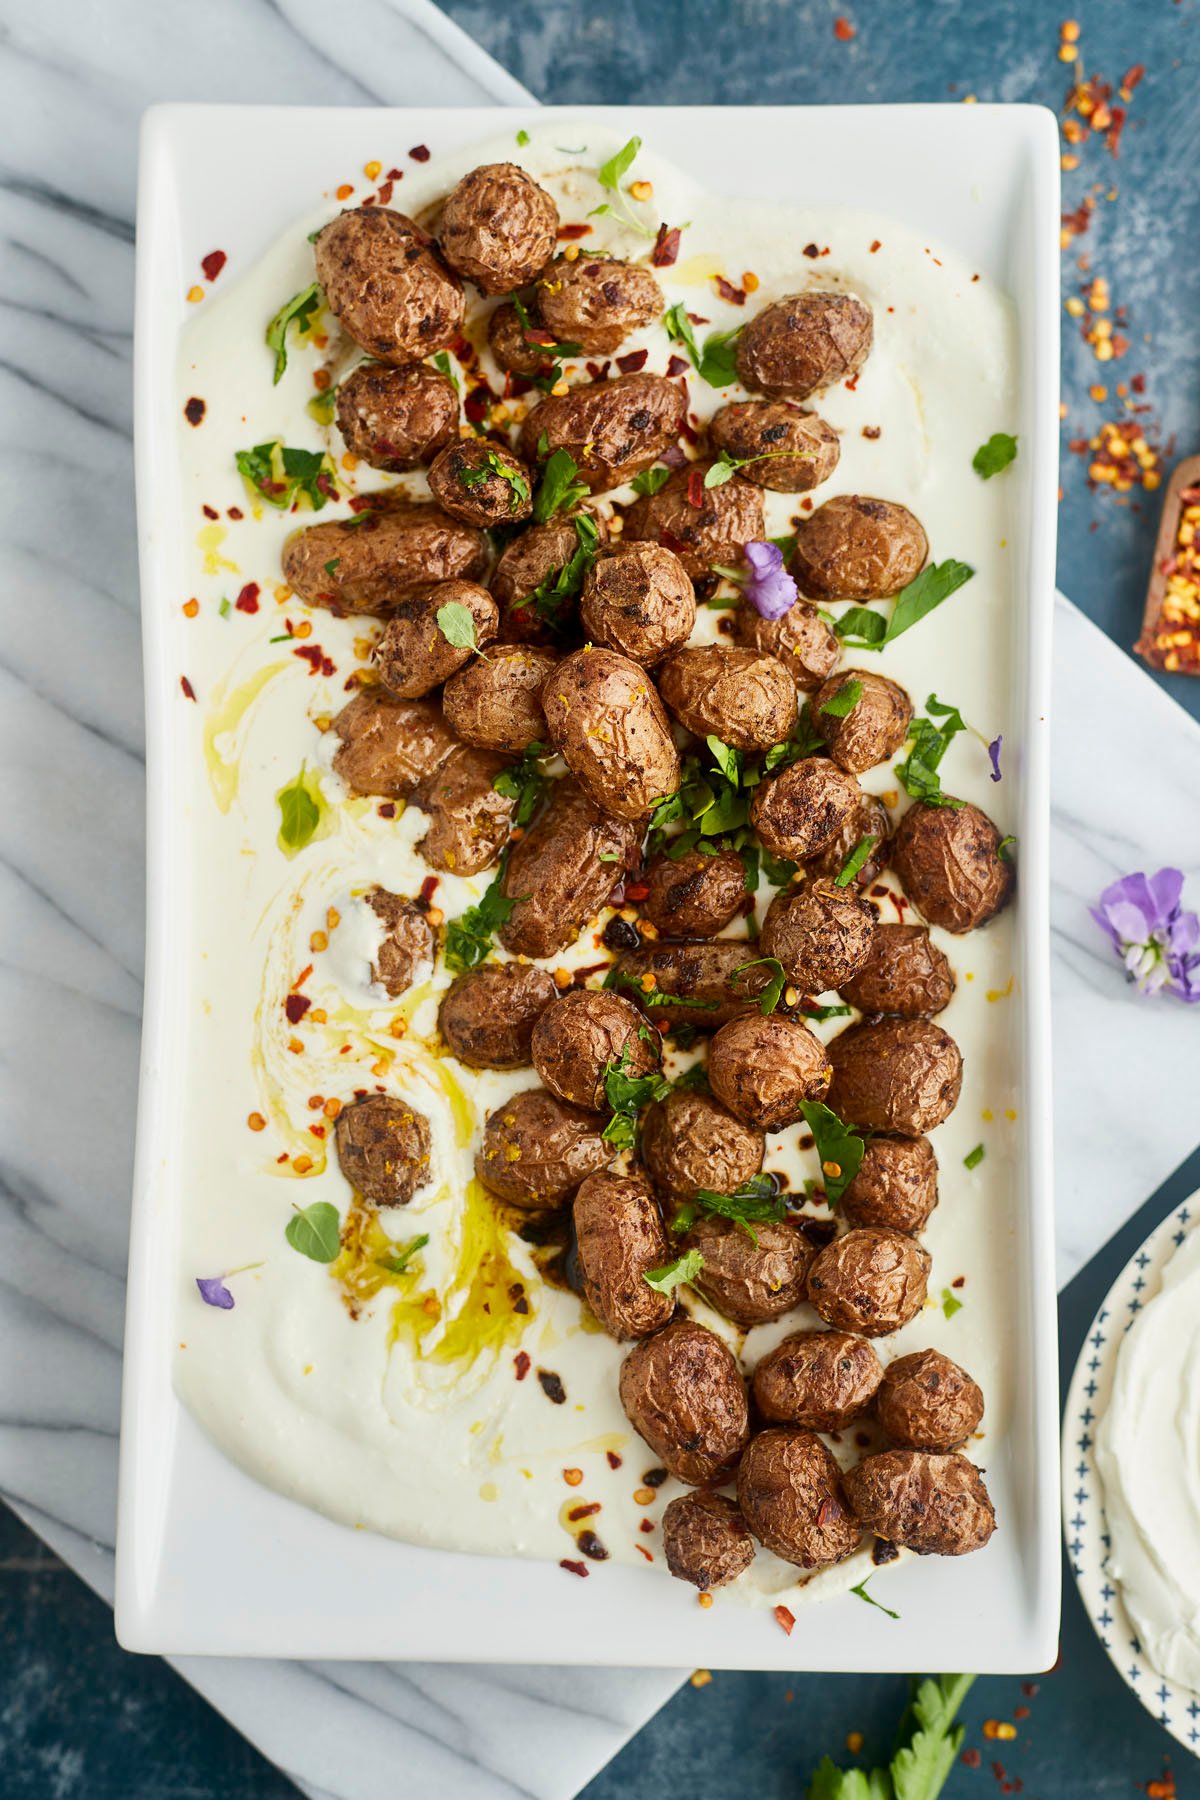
[1097,1224,1200,1689]
[170,124,1019,1609]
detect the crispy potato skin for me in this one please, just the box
[839,924,955,1018]
[609,941,771,1031]
[840,1134,939,1234]
[826,1017,963,1135]
[641,847,748,939]
[437,962,557,1070]
[622,461,765,579]
[331,691,456,799]
[334,362,459,472]
[439,162,558,295]
[335,1094,433,1206]
[640,1089,764,1201]
[736,292,873,401]
[791,495,928,601]
[708,1013,832,1131]
[749,758,863,862]
[806,1227,932,1337]
[752,1329,884,1431]
[543,646,681,821]
[709,401,841,492]
[619,1318,750,1486]
[283,500,487,617]
[314,207,464,362]
[365,889,435,998]
[801,789,891,886]
[573,1169,675,1340]
[520,374,685,493]
[537,256,664,354]
[475,1087,611,1208]
[579,542,696,666]
[531,988,659,1112]
[890,800,1015,934]
[427,439,534,528]
[373,580,499,699]
[733,596,839,693]
[662,1490,756,1590]
[760,877,876,994]
[489,512,606,643]
[736,1428,862,1567]
[441,644,556,752]
[657,645,798,752]
[843,1449,996,1555]
[876,1350,985,1452]
[499,779,639,960]
[685,1215,817,1328]
[812,669,914,775]
[410,745,515,876]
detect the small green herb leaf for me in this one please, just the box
[973,432,1018,479]
[734,954,788,1016]
[516,128,531,147]
[492,747,548,827]
[942,1287,964,1320]
[443,858,521,975]
[533,446,590,522]
[963,1143,985,1171]
[236,440,336,511]
[895,695,968,808]
[643,1247,704,1295]
[376,1233,430,1276]
[674,1174,786,1242]
[798,1101,865,1206]
[705,736,742,786]
[285,1200,341,1263]
[436,601,479,651]
[997,833,1018,863]
[601,1045,672,1149]
[850,1577,900,1621]
[266,283,321,384]
[276,766,322,855]
[819,677,863,720]
[598,135,641,189]
[835,561,974,651]
[431,349,460,392]
[631,465,672,497]
[835,835,878,887]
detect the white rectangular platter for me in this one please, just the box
[118,102,1060,1668]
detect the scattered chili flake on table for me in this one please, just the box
[200,250,227,282]
[1084,420,1162,494]
[833,16,855,40]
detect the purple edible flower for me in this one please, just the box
[196,1275,235,1310]
[1090,867,1200,1003]
[743,540,797,621]
[987,735,1003,782]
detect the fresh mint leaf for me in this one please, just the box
[276,766,321,853]
[285,1200,341,1263]
[705,736,742,786]
[835,835,878,887]
[835,561,974,651]
[515,511,599,630]
[697,327,742,388]
[600,1045,672,1149]
[833,605,888,648]
[896,694,968,807]
[663,300,700,366]
[436,600,479,651]
[533,446,589,522]
[973,433,1018,479]
[643,1247,704,1295]
[236,440,336,511]
[266,282,321,384]
[818,677,863,720]
[799,1100,865,1205]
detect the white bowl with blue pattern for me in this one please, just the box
[1063,1194,1200,1757]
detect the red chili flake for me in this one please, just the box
[1021,1683,1039,1698]
[585,360,611,382]
[227,505,243,521]
[386,167,404,182]
[658,528,691,558]
[639,1517,654,1533]
[713,275,746,306]
[285,994,311,1025]
[616,349,648,373]
[961,1749,982,1769]
[184,396,206,426]
[567,1502,601,1522]
[235,582,260,614]
[1106,105,1128,158]
[1122,63,1145,93]
[557,222,593,240]
[606,1450,622,1470]
[1013,1705,1030,1721]
[559,1558,588,1578]
[201,250,227,282]
[464,387,491,424]
[686,469,705,508]
[834,15,855,38]
[635,1544,653,1562]
[869,239,882,253]
[862,425,881,440]
[202,503,219,521]
[773,1605,795,1636]
[952,1274,966,1288]
[310,1123,326,1140]
[514,1350,531,1381]
[666,354,689,378]
[348,491,388,513]
[845,373,861,392]
[651,223,682,266]
[991,1764,1006,1784]
[1061,201,1093,243]
[409,144,431,162]
[802,242,820,258]
[378,802,396,819]
[180,676,196,701]
[624,882,649,902]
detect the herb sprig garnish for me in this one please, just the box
[835,835,878,887]
[849,1576,900,1620]
[832,560,974,651]
[588,136,657,240]
[375,1233,430,1277]
[734,955,789,1016]
[266,283,321,384]
[511,295,582,393]
[663,301,742,389]
[533,444,590,522]
[276,766,322,855]
[895,694,968,808]
[235,441,337,511]
[457,447,531,513]
[492,744,549,827]
[973,432,1018,478]
[672,1173,786,1243]
[600,1045,672,1150]
[643,1247,705,1294]
[603,967,720,1012]
[799,1101,864,1206]
[705,445,812,488]
[512,512,600,631]
[808,1673,975,1800]
[443,857,523,974]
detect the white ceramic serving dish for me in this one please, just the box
[118,101,1060,1667]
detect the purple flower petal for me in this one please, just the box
[743,540,797,621]
[196,1275,235,1310]
[1091,867,1200,1003]
[987,735,1002,782]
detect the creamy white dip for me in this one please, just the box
[1097,1224,1200,1689]
[170,123,1020,1610]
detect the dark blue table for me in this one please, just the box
[7,2,1200,1792]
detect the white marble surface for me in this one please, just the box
[2,2,1200,1796]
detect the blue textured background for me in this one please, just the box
[6,1,1200,1793]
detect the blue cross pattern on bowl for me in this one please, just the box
[1062,1195,1200,1758]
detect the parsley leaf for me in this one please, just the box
[443,860,520,974]
[492,745,549,827]
[798,1101,865,1206]
[276,766,322,855]
[436,600,479,651]
[631,465,673,498]
[431,349,460,392]
[600,1044,672,1150]
[510,295,582,392]
[973,432,1018,479]
[643,1247,704,1295]
[964,1143,985,1170]
[997,833,1018,863]
[818,677,863,720]
[834,561,975,651]
[663,304,742,389]
[672,1173,786,1243]
[376,1233,430,1276]
[307,385,338,425]
[266,282,321,384]
[835,835,878,887]
[597,135,641,189]
[533,446,590,522]
[604,968,719,1011]
[763,705,826,772]
[285,1201,341,1263]
[458,447,531,512]
[235,440,336,511]
[705,445,811,488]
[734,955,788,1016]
[850,1577,900,1621]
[516,128,531,147]
[895,695,968,807]
[942,1287,964,1320]
[806,1674,975,1800]
[514,512,600,630]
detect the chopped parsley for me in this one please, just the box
[895,694,968,808]
[704,445,812,488]
[458,447,531,512]
[443,860,521,974]
[643,1247,705,1295]
[818,677,863,720]
[516,128,531,147]
[833,560,975,651]
[492,744,549,827]
[431,349,460,392]
[672,1173,786,1243]
[963,1143,985,1170]
[997,833,1018,863]
[631,465,673,497]
[942,1287,964,1320]
[266,282,321,384]
[600,1045,672,1150]
[375,1233,430,1276]
[603,967,719,1012]
[235,441,336,511]
[733,954,788,1016]
[532,445,590,522]
[972,432,1018,479]
[663,301,742,388]
[513,511,600,631]
[849,1576,900,1621]
[834,835,878,887]
[510,294,582,392]
[306,384,338,426]
[798,1100,864,1206]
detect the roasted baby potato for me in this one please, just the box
[475,1087,611,1208]
[487,299,560,380]
[573,1169,675,1340]
[826,1017,963,1135]
[839,924,955,1018]
[437,961,557,1070]
[619,1317,750,1486]
[875,1349,985,1453]
[791,495,928,601]
[520,373,685,493]
[335,361,460,472]
[427,439,534,528]
[335,1093,433,1206]
[364,888,435,998]
[752,1329,884,1432]
[806,1227,932,1337]
[736,292,873,401]
[685,1215,818,1328]
[331,690,456,799]
[283,499,487,617]
[707,1012,832,1131]
[373,580,499,699]
[661,1490,755,1590]
[843,1449,996,1556]
[640,1088,765,1201]
[622,461,765,579]
[760,877,876,994]
[579,542,696,666]
[733,596,840,693]
[542,646,681,821]
[531,988,660,1112]
[441,643,556,752]
[608,941,771,1030]
[709,400,840,491]
[537,255,664,353]
[749,757,863,863]
[489,512,606,643]
[736,1427,862,1567]
[889,799,1015,934]
[314,207,464,362]
[411,745,515,876]
[656,645,798,752]
[641,847,749,939]
[840,1134,939,1235]
[811,669,914,775]
[499,778,638,959]
[438,162,558,295]
[801,788,891,887]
